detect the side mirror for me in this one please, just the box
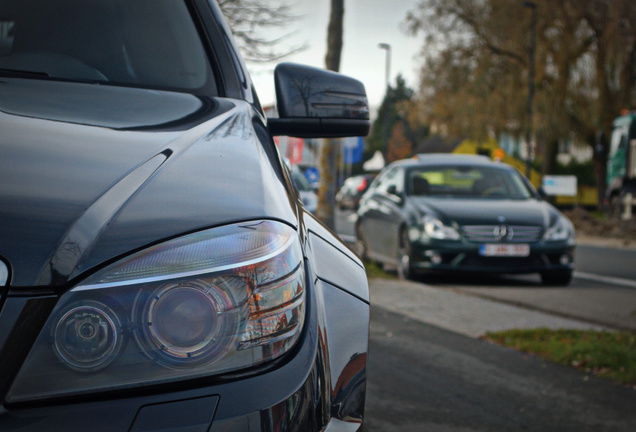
[268,63,370,138]
[537,186,548,200]
[386,185,403,203]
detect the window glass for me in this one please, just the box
[610,126,628,155]
[407,166,533,199]
[0,0,214,92]
[376,168,403,194]
[372,170,390,191]
[0,20,15,55]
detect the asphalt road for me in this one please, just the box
[365,306,636,432]
[421,272,636,332]
[576,243,636,282]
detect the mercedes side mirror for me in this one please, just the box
[268,63,370,138]
[537,186,548,200]
[386,185,404,203]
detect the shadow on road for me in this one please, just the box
[413,272,543,288]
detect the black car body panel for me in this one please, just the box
[0,0,369,430]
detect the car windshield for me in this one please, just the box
[0,0,214,91]
[407,165,534,200]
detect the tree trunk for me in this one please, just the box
[593,38,614,211]
[593,132,609,209]
[317,0,344,230]
[542,139,559,176]
[325,0,344,72]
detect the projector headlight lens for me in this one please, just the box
[52,299,125,372]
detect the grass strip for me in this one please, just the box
[364,262,397,279]
[483,328,636,387]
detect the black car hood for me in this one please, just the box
[412,197,556,227]
[0,79,295,287]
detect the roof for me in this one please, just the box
[387,153,498,169]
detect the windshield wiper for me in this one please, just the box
[0,68,103,85]
[0,68,50,78]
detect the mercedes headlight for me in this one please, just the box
[8,220,305,403]
[543,216,573,242]
[423,215,460,240]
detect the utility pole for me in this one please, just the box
[378,43,391,89]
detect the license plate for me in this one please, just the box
[479,244,530,257]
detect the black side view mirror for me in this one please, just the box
[386,185,404,203]
[537,186,548,200]
[268,63,370,138]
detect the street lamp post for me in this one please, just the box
[523,1,537,179]
[378,43,391,162]
[378,43,391,89]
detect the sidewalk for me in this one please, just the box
[369,278,612,338]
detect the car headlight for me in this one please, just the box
[8,220,305,403]
[423,215,460,240]
[543,216,573,241]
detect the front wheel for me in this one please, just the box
[540,270,573,286]
[397,229,415,280]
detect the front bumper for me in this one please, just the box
[410,239,575,274]
[0,277,369,431]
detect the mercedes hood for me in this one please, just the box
[0,79,295,287]
[412,197,558,227]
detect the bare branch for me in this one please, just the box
[218,0,303,62]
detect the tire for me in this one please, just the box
[540,270,573,286]
[397,228,415,280]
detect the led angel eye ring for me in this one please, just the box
[52,300,125,372]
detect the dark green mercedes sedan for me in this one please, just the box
[355,154,576,285]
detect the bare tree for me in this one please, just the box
[406,0,636,206]
[217,0,301,62]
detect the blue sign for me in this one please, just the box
[304,167,320,186]
[343,137,364,164]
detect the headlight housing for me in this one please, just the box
[8,220,305,403]
[543,216,574,242]
[423,214,460,240]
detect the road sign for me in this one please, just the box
[542,175,577,196]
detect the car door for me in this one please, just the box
[360,167,405,263]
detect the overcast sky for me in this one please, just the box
[248,0,424,110]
